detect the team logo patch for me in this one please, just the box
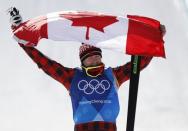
[78,79,110,95]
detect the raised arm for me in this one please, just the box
[19,44,75,90]
[8,7,75,90]
[112,56,152,87]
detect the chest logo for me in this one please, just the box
[78,79,110,95]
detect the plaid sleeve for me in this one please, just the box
[19,44,75,90]
[112,56,152,87]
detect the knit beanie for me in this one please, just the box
[79,43,102,62]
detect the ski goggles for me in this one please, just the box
[82,64,104,77]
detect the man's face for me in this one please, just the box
[82,55,102,67]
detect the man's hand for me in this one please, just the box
[160,24,166,36]
[7,7,22,27]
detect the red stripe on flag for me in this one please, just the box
[127,15,160,28]
[126,15,166,58]
[13,16,48,46]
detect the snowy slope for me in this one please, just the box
[0,0,188,131]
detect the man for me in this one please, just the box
[8,7,165,131]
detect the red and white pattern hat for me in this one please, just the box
[79,43,102,62]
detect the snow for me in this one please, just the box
[0,0,188,131]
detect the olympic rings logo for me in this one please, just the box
[78,79,110,95]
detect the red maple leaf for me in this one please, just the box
[60,11,119,40]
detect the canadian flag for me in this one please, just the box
[12,11,165,57]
